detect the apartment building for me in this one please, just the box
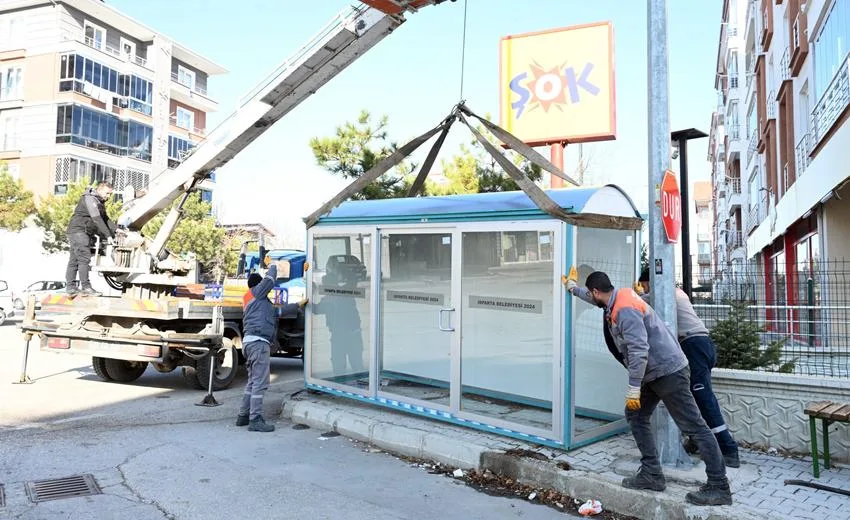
[0,0,226,202]
[692,181,714,287]
[710,0,849,293]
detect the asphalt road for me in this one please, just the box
[0,323,565,519]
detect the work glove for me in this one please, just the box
[561,266,578,292]
[625,385,642,411]
[297,298,309,309]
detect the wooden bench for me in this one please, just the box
[804,401,850,478]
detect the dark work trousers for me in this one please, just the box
[331,330,365,376]
[239,340,271,420]
[626,367,728,486]
[65,232,93,288]
[680,334,739,457]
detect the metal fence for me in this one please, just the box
[688,259,850,379]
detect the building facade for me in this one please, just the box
[710,0,849,294]
[0,0,226,201]
[692,181,714,288]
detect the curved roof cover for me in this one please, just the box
[315,185,643,229]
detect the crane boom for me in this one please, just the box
[98,1,453,288]
[119,2,447,231]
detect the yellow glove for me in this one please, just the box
[625,385,642,411]
[297,298,309,309]
[263,254,272,267]
[562,266,578,291]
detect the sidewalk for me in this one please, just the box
[282,392,850,520]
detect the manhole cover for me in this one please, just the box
[25,474,101,503]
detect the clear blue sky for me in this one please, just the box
[109,0,720,244]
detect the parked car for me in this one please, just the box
[14,280,67,310]
[0,280,14,326]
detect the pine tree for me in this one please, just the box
[710,300,796,372]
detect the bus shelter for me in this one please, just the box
[304,186,643,449]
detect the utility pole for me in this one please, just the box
[647,0,692,468]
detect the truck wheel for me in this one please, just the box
[0,309,6,326]
[195,340,238,391]
[104,359,148,383]
[92,357,113,382]
[181,367,204,389]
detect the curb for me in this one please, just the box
[283,397,768,520]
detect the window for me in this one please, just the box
[747,100,757,137]
[176,107,194,131]
[0,66,23,101]
[814,0,850,101]
[177,65,195,90]
[55,103,153,161]
[83,21,106,51]
[58,54,152,116]
[0,113,19,150]
[168,135,195,167]
[53,156,150,195]
[119,38,136,61]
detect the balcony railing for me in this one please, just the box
[698,253,712,265]
[729,74,739,89]
[727,123,740,140]
[783,162,790,192]
[746,196,767,234]
[0,132,18,151]
[767,90,777,120]
[795,133,811,177]
[169,116,207,136]
[726,230,744,251]
[811,54,850,147]
[747,131,758,164]
[171,72,209,97]
[0,86,22,102]
[727,24,738,38]
[727,176,742,194]
[62,30,150,69]
[780,47,791,80]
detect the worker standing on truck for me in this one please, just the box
[564,270,732,506]
[237,261,307,432]
[636,268,740,468]
[65,182,115,296]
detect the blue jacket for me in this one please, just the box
[242,264,299,343]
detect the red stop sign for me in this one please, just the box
[661,170,681,243]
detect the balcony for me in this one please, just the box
[767,89,777,120]
[729,73,740,90]
[726,230,744,253]
[811,54,850,148]
[746,197,767,234]
[169,116,207,138]
[780,47,791,81]
[170,72,218,113]
[726,123,740,140]
[697,253,712,265]
[790,12,809,77]
[747,131,759,165]
[61,30,151,70]
[727,176,743,210]
[795,133,811,178]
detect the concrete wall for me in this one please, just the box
[713,369,850,462]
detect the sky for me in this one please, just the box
[109,0,721,247]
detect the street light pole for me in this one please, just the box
[671,128,708,300]
[647,0,691,468]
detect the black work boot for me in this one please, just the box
[622,468,666,491]
[724,452,741,469]
[236,414,249,427]
[686,482,733,506]
[248,416,275,432]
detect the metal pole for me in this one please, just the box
[647,0,691,468]
[550,143,565,188]
[679,138,692,299]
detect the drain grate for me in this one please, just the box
[25,474,101,503]
[1,483,5,508]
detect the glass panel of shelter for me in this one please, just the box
[308,232,373,395]
[571,227,635,442]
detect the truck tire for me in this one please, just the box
[181,366,204,389]
[195,340,238,391]
[0,309,6,326]
[104,359,148,383]
[92,357,113,382]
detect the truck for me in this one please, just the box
[19,0,455,390]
